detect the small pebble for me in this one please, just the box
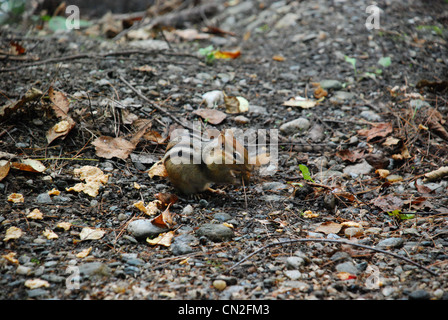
[409,289,430,300]
[213,279,227,291]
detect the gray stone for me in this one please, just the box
[279,117,310,135]
[343,160,373,177]
[36,193,52,204]
[409,289,430,300]
[286,256,305,269]
[78,262,111,277]
[196,223,234,242]
[319,80,343,90]
[376,237,404,249]
[335,261,359,275]
[284,270,302,280]
[127,219,168,239]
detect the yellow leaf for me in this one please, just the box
[79,227,105,241]
[24,278,50,289]
[56,222,71,231]
[3,226,23,241]
[146,231,175,247]
[43,228,58,240]
[2,252,19,264]
[148,160,168,178]
[27,208,43,220]
[7,193,24,203]
[76,247,92,258]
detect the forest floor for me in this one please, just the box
[1,0,448,302]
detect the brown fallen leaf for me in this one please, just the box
[46,117,76,145]
[358,122,393,142]
[272,55,285,61]
[155,193,178,209]
[0,87,42,121]
[10,159,46,173]
[315,221,342,235]
[192,108,227,125]
[371,194,403,212]
[148,160,168,178]
[0,160,11,182]
[336,149,365,163]
[151,205,174,229]
[48,86,70,118]
[92,136,136,160]
[146,230,175,247]
[423,166,448,182]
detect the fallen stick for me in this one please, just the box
[118,74,192,130]
[227,238,438,277]
[0,50,199,73]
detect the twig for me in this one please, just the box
[118,74,192,130]
[227,238,438,276]
[0,50,199,73]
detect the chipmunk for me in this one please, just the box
[162,129,253,195]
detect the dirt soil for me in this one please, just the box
[1,0,448,301]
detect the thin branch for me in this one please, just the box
[118,74,192,130]
[227,238,438,277]
[0,50,199,73]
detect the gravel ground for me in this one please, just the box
[1,0,447,303]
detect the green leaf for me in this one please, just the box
[378,56,391,68]
[299,164,314,182]
[387,209,415,220]
[344,55,357,68]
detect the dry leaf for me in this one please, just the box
[282,96,317,109]
[11,159,46,173]
[76,247,92,258]
[7,193,24,203]
[224,95,249,114]
[192,108,227,125]
[214,49,241,59]
[314,86,328,99]
[43,228,58,240]
[24,279,50,289]
[376,169,390,178]
[56,221,71,231]
[144,130,166,144]
[27,208,43,220]
[146,230,175,247]
[134,200,160,216]
[148,160,168,178]
[423,166,448,182]
[48,86,70,118]
[336,149,365,162]
[79,227,105,241]
[303,210,319,218]
[66,166,109,197]
[0,87,42,121]
[151,205,174,229]
[92,136,136,160]
[336,272,356,280]
[272,55,285,61]
[46,117,76,144]
[4,226,23,241]
[174,28,210,40]
[383,136,400,146]
[133,65,157,73]
[0,160,11,181]
[48,188,60,196]
[358,123,393,142]
[155,193,178,208]
[372,195,403,212]
[2,252,19,264]
[315,221,342,234]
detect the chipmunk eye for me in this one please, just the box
[233,151,242,162]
